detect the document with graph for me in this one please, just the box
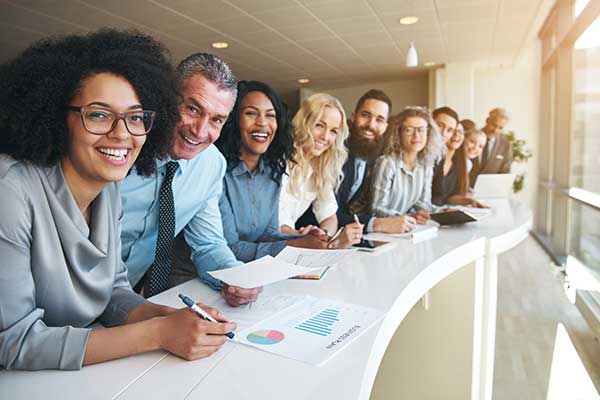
[276,246,356,268]
[236,295,384,365]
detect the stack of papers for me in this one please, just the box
[208,256,323,288]
[208,247,358,288]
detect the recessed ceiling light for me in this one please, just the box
[297,78,310,84]
[424,61,436,67]
[211,41,229,49]
[399,16,419,25]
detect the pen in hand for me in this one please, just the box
[178,293,235,339]
[327,227,344,244]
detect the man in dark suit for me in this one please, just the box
[297,89,417,233]
[470,107,513,185]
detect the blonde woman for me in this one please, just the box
[446,127,488,207]
[279,93,362,248]
[352,107,445,231]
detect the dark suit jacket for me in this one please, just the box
[470,134,513,185]
[295,154,372,232]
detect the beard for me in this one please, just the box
[348,126,385,161]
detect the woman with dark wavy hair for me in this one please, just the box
[215,81,327,270]
[0,29,234,371]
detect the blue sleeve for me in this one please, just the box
[219,178,286,263]
[184,162,241,290]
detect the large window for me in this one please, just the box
[572,16,600,194]
[538,0,600,330]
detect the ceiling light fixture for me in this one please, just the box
[399,16,419,25]
[297,78,310,84]
[406,42,418,68]
[211,41,229,49]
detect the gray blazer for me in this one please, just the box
[0,155,145,371]
[470,134,513,185]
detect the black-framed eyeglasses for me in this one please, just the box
[402,126,429,136]
[68,105,156,136]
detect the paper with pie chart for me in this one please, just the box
[237,296,384,365]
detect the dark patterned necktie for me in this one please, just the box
[144,161,178,297]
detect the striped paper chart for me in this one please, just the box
[294,308,339,336]
[237,296,384,365]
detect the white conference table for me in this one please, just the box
[0,199,532,400]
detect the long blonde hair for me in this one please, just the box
[455,128,487,194]
[288,93,349,197]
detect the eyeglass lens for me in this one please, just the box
[83,108,153,135]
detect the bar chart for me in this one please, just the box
[294,308,340,336]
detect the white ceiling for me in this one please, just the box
[0,0,546,97]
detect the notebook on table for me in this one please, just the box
[430,209,479,225]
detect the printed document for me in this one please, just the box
[234,295,384,365]
[208,256,322,289]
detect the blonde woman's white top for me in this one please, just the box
[278,166,338,229]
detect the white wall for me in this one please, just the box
[473,42,541,209]
[308,77,429,116]
[433,41,541,209]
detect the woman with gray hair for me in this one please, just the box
[351,107,445,230]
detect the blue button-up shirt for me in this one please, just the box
[219,160,288,263]
[119,145,240,290]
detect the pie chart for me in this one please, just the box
[246,329,285,345]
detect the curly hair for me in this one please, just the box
[0,29,179,176]
[215,80,293,183]
[288,93,349,197]
[384,106,445,168]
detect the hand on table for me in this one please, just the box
[287,234,329,249]
[327,222,363,249]
[158,304,236,361]
[412,210,431,224]
[221,284,263,307]
[373,215,416,233]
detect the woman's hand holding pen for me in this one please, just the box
[327,222,363,249]
[156,304,236,361]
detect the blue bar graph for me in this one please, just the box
[295,308,340,336]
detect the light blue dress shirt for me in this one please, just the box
[219,159,289,263]
[120,145,241,290]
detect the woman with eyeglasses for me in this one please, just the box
[0,30,234,371]
[352,107,445,229]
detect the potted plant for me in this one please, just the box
[502,131,533,193]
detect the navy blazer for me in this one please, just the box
[296,154,371,232]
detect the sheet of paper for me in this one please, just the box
[207,256,322,289]
[207,295,305,333]
[363,221,438,241]
[236,296,384,365]
[276,246,356,268]
[458,206,493,220]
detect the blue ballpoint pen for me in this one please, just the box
[178,293,235,339]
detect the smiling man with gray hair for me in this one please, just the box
[469,107,513,185]
[120,53,260,307]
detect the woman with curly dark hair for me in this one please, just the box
[215,81,328,272]
[0,29,235,371]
